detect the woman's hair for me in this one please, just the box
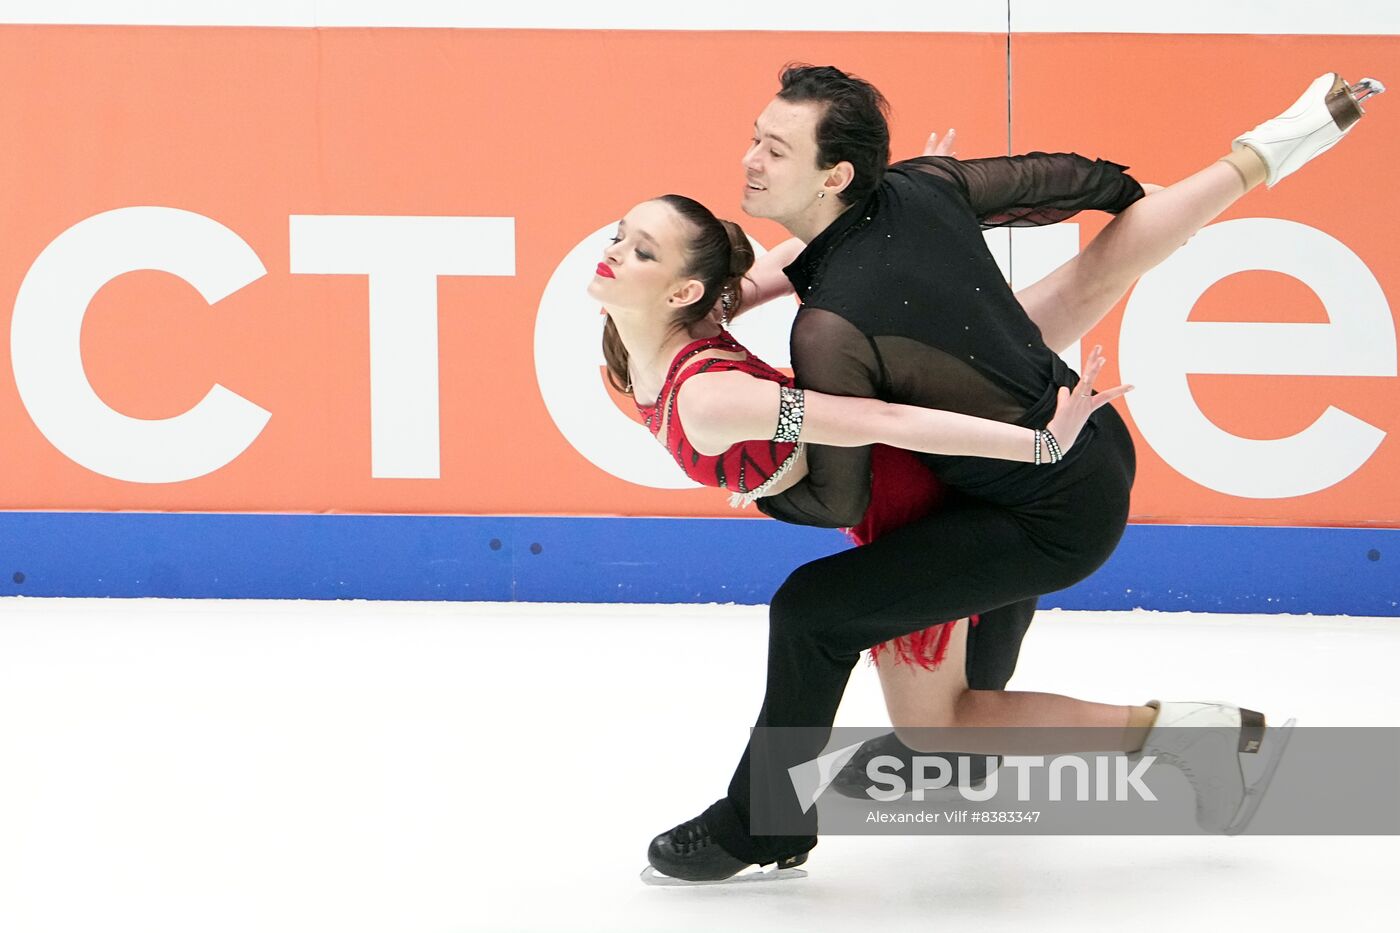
[602,194,755,396]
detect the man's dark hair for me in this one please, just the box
[777,63,891,206]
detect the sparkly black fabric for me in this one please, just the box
[756,153,1145,527]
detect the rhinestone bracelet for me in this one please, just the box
[773,386,805,443]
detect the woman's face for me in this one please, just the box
[587,200,699,313]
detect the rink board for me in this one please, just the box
[0,513,1394,616]
[1,26,1397,528]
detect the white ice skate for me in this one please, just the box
[1133,700,1295,835]
[1234,72,1384,187]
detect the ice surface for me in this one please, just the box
[0,597,1394,933]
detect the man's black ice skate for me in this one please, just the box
[640,811,808,886]
[831,730,997,800]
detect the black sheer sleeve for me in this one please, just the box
[903,153,1145,227]
[755,309,881,528]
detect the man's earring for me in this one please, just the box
[816,191,825,199]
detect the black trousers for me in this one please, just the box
[708,408,1137,864]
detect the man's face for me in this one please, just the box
[741,96,831,226]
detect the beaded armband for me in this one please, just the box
[773,386,806,443]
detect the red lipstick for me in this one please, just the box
[596,262,615,279]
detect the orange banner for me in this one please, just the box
[1013,33,1399,525]
[1,27,1396,525]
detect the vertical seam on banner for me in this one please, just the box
[1005,0,1013,156]
[1005,0,1014,282]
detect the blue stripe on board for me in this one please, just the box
[0,513,1395,616]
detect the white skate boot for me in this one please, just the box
[1134,701,1295,835]
[1234,72,1384,186]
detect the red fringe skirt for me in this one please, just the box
[843,444,977,672]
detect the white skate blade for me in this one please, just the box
[1224,717,1296,836]
[639,864,809,887]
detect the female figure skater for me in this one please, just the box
[590,194,1125,503]
[636,67,1383,884]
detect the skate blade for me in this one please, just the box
[1224,717,1296,836]
[639,864,809,887]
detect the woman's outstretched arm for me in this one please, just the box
[677,347,1129,466]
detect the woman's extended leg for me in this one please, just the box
[1015,149,1266,354]
[1019,70,1382,352]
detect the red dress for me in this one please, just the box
[636,331,804,506]
[640,331,969,670]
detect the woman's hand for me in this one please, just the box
[923,128,957,157]
[1045,345,1133,456]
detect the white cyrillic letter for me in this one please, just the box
[11,207,270,483]
[1005,225,1084,372]
[1120,218,1394,498]
[533,225,793,488]
[290,215,514,479]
